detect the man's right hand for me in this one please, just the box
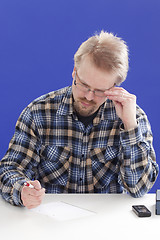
[21,180,45,209]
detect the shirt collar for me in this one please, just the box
[56,86,74,116]
[93,99,120,125]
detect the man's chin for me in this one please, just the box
[74,101,97,116]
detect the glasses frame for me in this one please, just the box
[74,69,116,97]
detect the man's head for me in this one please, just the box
[74,30,129,84]
[72,30,129,117]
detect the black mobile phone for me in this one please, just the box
[132,205,151,217]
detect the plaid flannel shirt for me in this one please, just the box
[0,86,159,206]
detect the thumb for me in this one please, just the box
[31,180,42,190]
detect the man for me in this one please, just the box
[0,31,159,209]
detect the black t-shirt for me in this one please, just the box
[75,109,99,127]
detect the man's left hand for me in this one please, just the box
[105,87,137,130]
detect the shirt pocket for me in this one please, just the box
[39,145,70,188]
[90,146,120,190]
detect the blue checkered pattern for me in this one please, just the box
[0,86,159,206]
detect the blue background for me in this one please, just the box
[0,0,160,193]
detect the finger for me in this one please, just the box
[29,188,45,197]
[28,194,44,204]
[26,199,44,209]
[105,89,128,97]
[26,205,36,209]
[31,180,42,190]
[22,191,45,208]
[105,88,135,101]
[106,93,133,102]
[105,86,129,96]
[22,185,45,197]
[26,201,42,209]
[27,205,39,209]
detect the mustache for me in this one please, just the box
[79,98,96,105]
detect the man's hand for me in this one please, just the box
[21,180,45,209]
[105,87,137,130]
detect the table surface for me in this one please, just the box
[0,193,159,240]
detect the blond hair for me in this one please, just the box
[74,31,129,84]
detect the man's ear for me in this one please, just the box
[72,66,76,79]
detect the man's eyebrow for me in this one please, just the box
[78,76,89,87]
[77,74,89,87]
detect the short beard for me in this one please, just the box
[73,99,97,117]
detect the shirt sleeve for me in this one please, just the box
[0,106,41,206]
[118,109,159,197]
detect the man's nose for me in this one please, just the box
[84,90,95,101]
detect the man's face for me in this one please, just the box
[72,56,117,117]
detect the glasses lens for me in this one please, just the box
[94,90,105,97]
[76,83,105,97]
[76,83,88,92]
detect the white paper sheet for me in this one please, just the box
[31,201,96,221]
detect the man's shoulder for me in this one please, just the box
[28,86,71,109]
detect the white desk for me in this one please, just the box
[0,194,159,240]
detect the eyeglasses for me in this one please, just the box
[74,70,116,97]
